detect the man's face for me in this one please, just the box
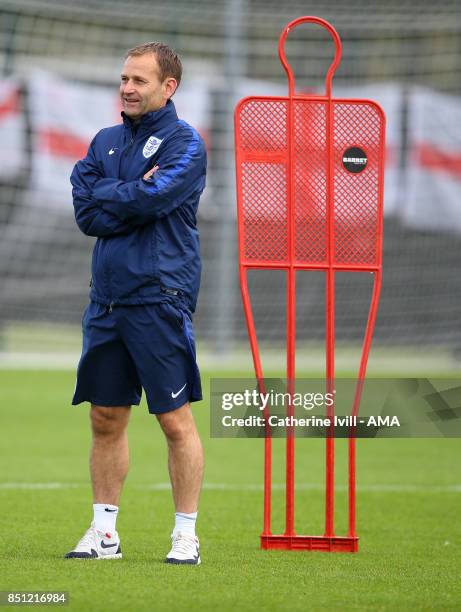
[120,53,177,120]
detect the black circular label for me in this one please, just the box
[342,146,368,173]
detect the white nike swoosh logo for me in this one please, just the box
[108,148,117,155]
[171,383,187,399]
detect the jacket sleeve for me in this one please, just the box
[91,128,206,225]
[71,134,136,237]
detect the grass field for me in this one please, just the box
[1,369,460,611]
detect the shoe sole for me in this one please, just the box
[65,553,122,560]
[165,556,201,565]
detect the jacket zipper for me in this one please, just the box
[104,127,135,308]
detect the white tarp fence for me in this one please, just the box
[28,72,121,208]
[404,87,461,233]
[0,78,26,178]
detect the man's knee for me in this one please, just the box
[157,403,196,443]
[90,404,131,437]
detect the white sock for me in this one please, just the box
[93,503,119,534]
[173,511,197,537]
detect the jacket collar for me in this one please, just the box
[121,99,178,135]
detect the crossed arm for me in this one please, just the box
[71,139,135,238]
[71,128,206,238]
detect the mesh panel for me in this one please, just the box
[241,162,288,261]
[236,97,383,267]
[239,99,288,262]
[239,100,287,152]
[294,100,327,263]
[333,102,382,265]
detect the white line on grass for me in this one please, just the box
[0,483,83,489]
[145,483,461,493]
[0,482,460,492]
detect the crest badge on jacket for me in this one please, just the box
[143,135,163,158]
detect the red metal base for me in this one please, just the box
[261,534,359,552]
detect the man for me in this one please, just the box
[65,42,206,565]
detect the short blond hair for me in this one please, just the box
[125,42,182,86]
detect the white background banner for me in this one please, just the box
[404,87,461,233]
[0,78,26,179]
[28,72,120,208]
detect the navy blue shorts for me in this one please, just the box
[72,300,202,414]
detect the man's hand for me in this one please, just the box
[143,165,159,180]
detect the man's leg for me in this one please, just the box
[65,405,130,559]
[90,404,131,505]
[156,402,204,513]
[157,402,204,565]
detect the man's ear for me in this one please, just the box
[164,77,178,100]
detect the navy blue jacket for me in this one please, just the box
[71,100,206,312]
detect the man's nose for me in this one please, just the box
[122,80,136,94]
